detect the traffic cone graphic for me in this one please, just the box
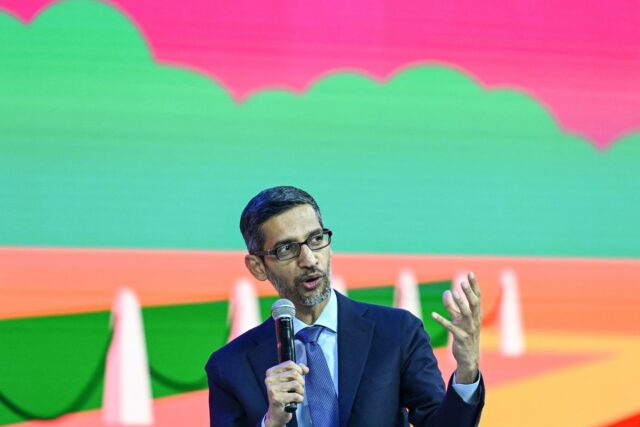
[228,278,261,342]
[499,269,525,357]
[331,275,348,296]
[103,288,153,426]
[394,269,422,320]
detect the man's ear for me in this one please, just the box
[245,254,268,281]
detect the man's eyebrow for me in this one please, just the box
[271,228,323,248]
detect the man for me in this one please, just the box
[206,186,484,426]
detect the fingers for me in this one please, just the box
[468,271,480,297]
[265,361,306,388]
[434,273,482,371]
[465,272,481,308]
[463,272,482,319]
[265,384,304,410]
[266,362,306,387]
[266,369,305,386]
[452,289,471,317]
[265,361,307,412]
[266,360,305,376]
[442,290,462,321]
[264,361,307,426]
[437,271,482,330]
[431,312,466,339]
[266,381,304,397]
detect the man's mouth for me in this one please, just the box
[299,273,324,290]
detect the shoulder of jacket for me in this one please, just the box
[205,318,272,373]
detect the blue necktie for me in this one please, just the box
[296,326,339,427]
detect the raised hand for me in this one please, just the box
[431,271,482,384]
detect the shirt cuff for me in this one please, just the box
[451,371,481,404]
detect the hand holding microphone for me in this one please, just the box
[264,299,309,427]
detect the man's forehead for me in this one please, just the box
[260,204,321,246]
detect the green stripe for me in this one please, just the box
[0,282,450,424]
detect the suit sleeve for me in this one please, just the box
[400,315,485,427]
[207,356,259,427]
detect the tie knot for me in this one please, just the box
[296,325,324,344]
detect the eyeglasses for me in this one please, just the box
[253,228,332,261]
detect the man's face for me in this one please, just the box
[259,204,331,307]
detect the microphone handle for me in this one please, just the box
[275,317,297,413]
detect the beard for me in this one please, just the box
[266,259,332,307]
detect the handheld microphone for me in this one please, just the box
[271,299,297,413]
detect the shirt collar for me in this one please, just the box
[292,288,338,334]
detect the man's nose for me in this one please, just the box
[297,243,318,267]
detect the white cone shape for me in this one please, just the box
[103,288,153,426]
[331,275,347,296]
[393,269,422,320]
[499,269,525,357]
[228,278,261,342]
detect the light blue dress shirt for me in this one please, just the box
[263,289,480,426]
[291,289,340,426]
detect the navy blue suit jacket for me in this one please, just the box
[205,291,484,426]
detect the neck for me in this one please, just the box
[294,294,330,325]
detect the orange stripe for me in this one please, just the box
[1,247,639,334]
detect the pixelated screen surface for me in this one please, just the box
[0,1,639,425]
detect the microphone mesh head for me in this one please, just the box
[272,299,295,320]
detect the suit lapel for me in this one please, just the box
[336,293,375,427]
[247,318,278,402]
[246,317,298,427]
[249,294,374,427]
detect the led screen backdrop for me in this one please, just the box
[0,0,639,426]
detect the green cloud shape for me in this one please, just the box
[1,0,639,257]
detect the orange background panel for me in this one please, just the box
[1,247,639,334]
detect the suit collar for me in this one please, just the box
[336,291,375,427]
[246,292,373,427]
[246,318,277,402]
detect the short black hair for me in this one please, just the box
[240,186,323,254]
